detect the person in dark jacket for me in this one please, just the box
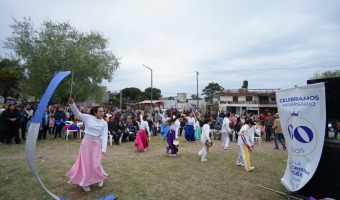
[38,107,49,140]
[107,116,122,144]
[53,106,67,140]
[0,102,21,144]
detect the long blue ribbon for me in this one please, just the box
[25,71,116,200]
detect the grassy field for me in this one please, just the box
[0,134,289,200]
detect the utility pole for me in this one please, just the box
[143,65,153,112]
[120,90,122,110]
[196,71,199,111]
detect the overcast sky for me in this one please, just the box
[1,0,340,98]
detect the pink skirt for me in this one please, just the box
[66,138,108,186]
[135,129,149,150]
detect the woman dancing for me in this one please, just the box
[66,98,108,192]
[184,112,196,142]
[134,113,151,152]
[166,113,183,156]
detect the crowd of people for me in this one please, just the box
[1,100,289,191]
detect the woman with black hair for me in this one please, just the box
[166,113,183,156]
[66,98,108,192]
[53,106,67,140]
[134,112,150,152]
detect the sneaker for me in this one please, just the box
[246,167,255,172]
[201,158,208,162]
[82,186,91,192]
[98,181,104,187]
[223,147,228,150]
[236,162,242,166]
[169,154,177,157]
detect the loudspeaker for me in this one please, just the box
[307,77,340,120]
[299,77,340,199]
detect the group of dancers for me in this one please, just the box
[134,110,256,171]
[65,99,256,192]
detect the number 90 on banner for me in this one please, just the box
[286,116,318,156]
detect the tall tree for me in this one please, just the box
[0,58,22,103]
[4,18,120,104]
[201,82,224,102]
[143,87,162,100]
[311,70,340,79]
[190,94,201,100]
[121,87,142,102]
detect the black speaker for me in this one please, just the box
[299,77,340,199]
[307,77,340,120]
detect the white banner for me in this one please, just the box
[276,83,326,192]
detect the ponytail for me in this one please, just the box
[167,113,182,125]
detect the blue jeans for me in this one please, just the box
[266,128,272,141]
[274,133,285,148]
[334,129,339,139]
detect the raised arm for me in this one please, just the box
[68,98,86,122]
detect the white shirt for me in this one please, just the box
[69,103,108,153]
[194,120,200,130]
[139,115,151,136]
[186,116,195,125]
[169,119,180,139]
[237,124,254,147]
[25,108,34,118]
[160,113,170,124]
[221,117,231,133]
[201,124,211,144]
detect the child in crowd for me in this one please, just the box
[236,118,255,172]
[198,118,212,162]
[194,118,201,139]
[48,114,55,135]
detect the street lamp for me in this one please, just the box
[120,90,122,110]
[196,71,199,111]
[143,65,153,112]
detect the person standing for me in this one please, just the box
[53,106,67,140]
[264,113,274,142]
[0,102,21,144]
[48,114,55,135]
[198,118,212,162]
[159,112,170,139]
[184,112,196,142]
[334,119,340,139]
[16,105,26,140]
[221,113,231,150]
[22,105,34,140]
[273,113,286,150]
[134,113,150,152]
[236,118,255,172]
[38,108,49,140]
[194,118,202,140]
[66,98,108,192]
[0,104,8,143]
[166,113,182,156]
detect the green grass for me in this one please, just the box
[0,135,289,200]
